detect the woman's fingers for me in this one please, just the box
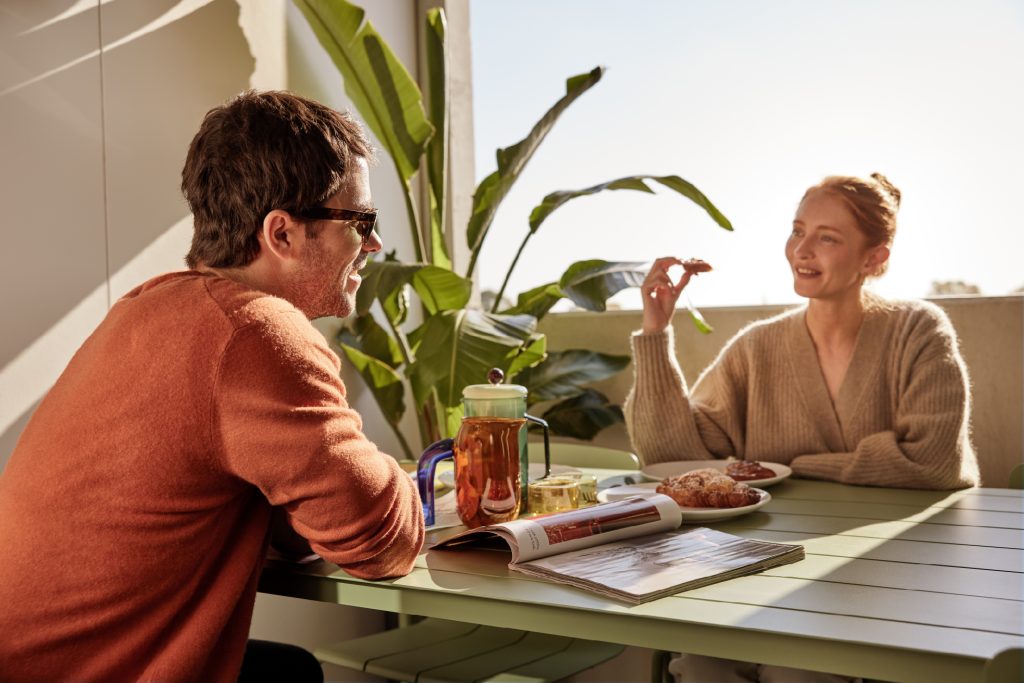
[640,256,709,334]
[651,256,685,269]
[643,257,685,289]
[673,271,694,294]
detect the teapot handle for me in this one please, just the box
[525,414,550,479]
[416,438,454,526]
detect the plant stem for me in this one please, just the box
[379,312,424,453]
[400,178,426,263]
[465,241,480,281]
[431,388,447,440]
[490,231,532,313]
[387,419,415,461]
[419,397,441,447]
[385,315,415,368]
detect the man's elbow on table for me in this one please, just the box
[318,477,426,580]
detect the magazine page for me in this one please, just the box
[512,527,805,604]
[431,495,682,562]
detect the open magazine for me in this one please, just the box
[431,494,804,604]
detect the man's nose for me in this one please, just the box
[364,228,383,253]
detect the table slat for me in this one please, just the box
[683,574,1023,635]
[766,499,1023,529]
[759,553,1024,601]
[771,480,1024,509]
[726,528,1024,573]
[723,513,1024,548]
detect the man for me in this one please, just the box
[0,91,424,682]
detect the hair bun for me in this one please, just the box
[870,172,901,208]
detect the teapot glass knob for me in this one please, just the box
[487,367,504,385]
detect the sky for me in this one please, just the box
[468,0,1024,309]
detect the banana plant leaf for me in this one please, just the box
[355,257,413,314]
[501,282,564,319]
[464,67,604,276]
[356,259,470,321]
[338,315,403,367]
[506,333,547,379]
[412,266,471,314]
[406,310,539,412]
[338,342,406,427]
[424,8,450,269]
[559,260,647,312]
[293,0,433,186]
[540,389,624,440]
[528,174,733,234]
[513,350,630,404]
[682,292,714,334]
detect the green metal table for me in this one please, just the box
[258,474,1024,683]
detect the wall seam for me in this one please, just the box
[96,0,112,310]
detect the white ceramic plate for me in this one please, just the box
[596,482,771,522]
[639,460,792,488]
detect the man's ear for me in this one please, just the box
[863,245,890,277]
[259,209,304,263]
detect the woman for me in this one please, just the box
[626,173,978,491]
[625,174,980,683]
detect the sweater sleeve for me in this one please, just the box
[790,307,979,490]
[214,312,424,579]
[624,327,743,464]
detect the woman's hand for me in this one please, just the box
[640,257,692,334]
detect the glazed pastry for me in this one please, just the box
[725,460,776,481]
[682,258,712,275]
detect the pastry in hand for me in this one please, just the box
[656,468,761,508]
[682,258,712,275]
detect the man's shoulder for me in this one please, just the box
[118,271,329,361]
[131,271,304,328]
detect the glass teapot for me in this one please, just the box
[417,369,550,527]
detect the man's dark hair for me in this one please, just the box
[182,90,373,269]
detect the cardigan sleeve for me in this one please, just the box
[213,311,424,579]
[625,327,746,464]
[790,306,979,490]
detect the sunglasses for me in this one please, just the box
[295,206,378,243]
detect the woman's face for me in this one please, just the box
[785,191,887,302]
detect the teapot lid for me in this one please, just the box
[462,383,527,400]
[462,367,527,400]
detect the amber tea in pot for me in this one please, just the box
[453,416,524,527]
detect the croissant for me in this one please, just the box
[656,468,761,508]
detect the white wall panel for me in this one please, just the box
[0,1,108,467]
[100,0,256,300]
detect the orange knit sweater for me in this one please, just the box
[0,271,424,682]
[625,299,979,490]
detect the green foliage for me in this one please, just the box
[538,389,625,441]
[295,0,731,457]
[515,351,631,404]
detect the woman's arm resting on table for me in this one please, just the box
[626,327,743,465]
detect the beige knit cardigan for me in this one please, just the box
[624,299,979,490]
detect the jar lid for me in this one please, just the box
[462,383,527,400]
